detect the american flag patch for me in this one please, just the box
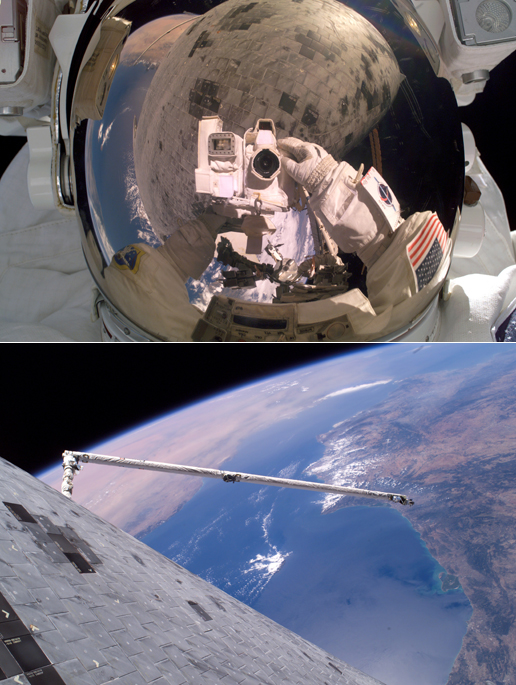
[407,214,448,291]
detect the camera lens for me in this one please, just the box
[253,149,280,179]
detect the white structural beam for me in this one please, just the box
[62,450,414,506]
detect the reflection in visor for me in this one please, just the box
[72,0,463,341]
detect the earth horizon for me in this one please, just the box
[40,344,516,685]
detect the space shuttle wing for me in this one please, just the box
[0,457,384,685]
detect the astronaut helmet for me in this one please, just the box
[52,0,464,341]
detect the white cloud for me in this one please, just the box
[244,549,290,579]
[321,380,392,399]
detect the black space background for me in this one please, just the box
[3,345,378,477]
[459,49,516,231]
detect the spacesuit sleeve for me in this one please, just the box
[104,242,204,340]
[308,162,397,268]
[158,217,217,281]
[366,210,450,312]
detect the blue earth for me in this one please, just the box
[139,369,472,685]
[41,344,516,685]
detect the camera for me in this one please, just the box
[195,116,295,217]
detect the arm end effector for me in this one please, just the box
[61,451,82,499]
[391,494,414,506]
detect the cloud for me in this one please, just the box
[320,380,392,399]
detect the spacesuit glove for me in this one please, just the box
[278,138,338,194]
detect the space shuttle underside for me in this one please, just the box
[0,457,384,685]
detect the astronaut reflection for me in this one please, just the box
[196,117,296,254]
[275,138,449,312]
[103,133,449,339]
[209,135,449,311]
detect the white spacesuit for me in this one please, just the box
[277,138,452,336]
[103,214,224,341]
[1,0,516,341]
[1,128,514,342]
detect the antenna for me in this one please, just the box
[61,451,414,506]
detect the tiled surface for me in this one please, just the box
[0,457,383,684]
[134,0,400,235]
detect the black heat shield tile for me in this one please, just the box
[63,553,95,574]
[47,534,78,555]
[0,640,23,678]
[3,634,51,671]
[58,526,102,564]
[25,665,67,684]
[3,503,37,524]
[0,619,29,640]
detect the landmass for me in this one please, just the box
[305,354,516,685]
[439,572,461,592]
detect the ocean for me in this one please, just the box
[143,381,472,685]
